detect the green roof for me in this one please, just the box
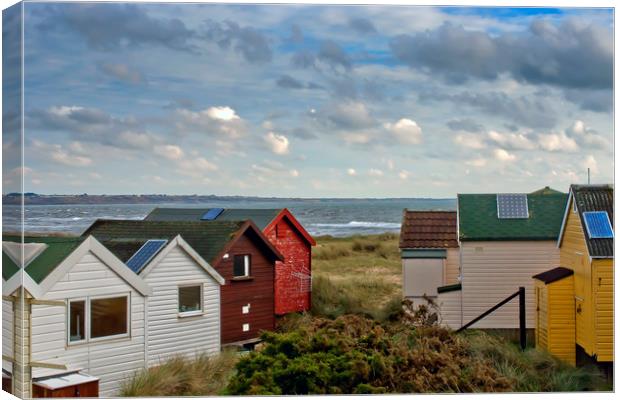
[83,220,252,264]
[145,208,283,230]
[458,188,567,241]
[2,236,85,283]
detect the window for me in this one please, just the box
[233,255,251,277]
[68,294,130,344]
[179,285,202,315]
[243,323,250,332]
[68,300,86,343]
[91,296,128,339]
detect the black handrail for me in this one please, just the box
[456,287,526,350]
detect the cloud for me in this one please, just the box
[204,20,272,63]
[42,3,196,52]
[349,17,377,34]
[276,75,323,90]
[563,88,612,113]
[347,168,357,176]
[390,18,612,90]
[368,168,384,177]
[423,90,556,129]
[98,62,144,84]
[493,148,516,162]
[581,154,599,175]
[175,106,245,138]
[287,24,303,43]
[118,131,153,149]
[154,144,184,160]
[487,130,536,150]
[454,133,487,150]
[398,170,410,180]
[31,139,93,167]
[384,118,422,145]
[465,157,487,167]
[318,40,352,71]
[265,132,290,155]
[289,169,300,177]
[447,118,484,133]
[537,131,579,152]
[290,127,318,140]
[565,120,609,149]
[176,157,218,177]
[326,101,375,130]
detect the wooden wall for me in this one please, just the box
[143,245,221,366]
[460,240,560,329]
[214,232,275,345]
[445,248,460,285]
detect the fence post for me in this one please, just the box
[519,286,526,351]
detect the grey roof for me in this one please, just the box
[570,184,614,258]
[144,208,283,231]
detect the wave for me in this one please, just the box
[311,221,400,229]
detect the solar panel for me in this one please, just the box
[583,211,613,239]
[126,239,168,273]
[201,208,224,221]
[497,194,529,219]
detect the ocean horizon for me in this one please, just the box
[2,197,456,237]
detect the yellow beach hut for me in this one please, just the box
[534,184,613,367]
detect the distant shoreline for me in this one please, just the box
[2,193,455,206]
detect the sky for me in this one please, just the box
[2,2,614,198]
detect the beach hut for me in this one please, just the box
[446,187,567,331]
[535,184,613,366]
[99,235,225,366]
[84,219,283,346]
[145,208,316,315]
[398,210,459,313]
[532,267,576,365]
[2,235,151,398]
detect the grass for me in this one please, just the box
[312,233,402,320]
[119,350,238,396]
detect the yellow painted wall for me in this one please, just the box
[535,277,576,366]
[593,259,613,362]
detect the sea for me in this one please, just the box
[2,198,456,237]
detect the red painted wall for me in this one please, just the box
[265,218,312,315]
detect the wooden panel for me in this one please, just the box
[547,277,576,365]
[593,259,613,362]
[214,233,275,344]
[460,240,560,329]
[144,245,221,366]
[33,380,98,398]
[266,218,312,315]
[437,289,462,329]
[444,248,460,285]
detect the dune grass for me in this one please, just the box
[119,350,238,397]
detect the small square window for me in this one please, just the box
[233,255,251,277]
[179,285,202,315]
[90,296,128,339]
[68,300,86,343]
[243,323,250,332]
[242,304,250,314]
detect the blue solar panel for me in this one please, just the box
[201,208,224,221]
[497,194,529,219]
[583,211,613,239]
[126,239,168,273]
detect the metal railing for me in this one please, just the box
[456,286,526,350]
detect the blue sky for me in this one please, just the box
[2,2,614,197]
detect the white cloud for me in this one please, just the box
[466,157,487,167]
[537,132,579,152]
[581,154,599,175]
[493,148,516,162]
[368,168,384,177]
[119,131,152,149]
[342,132,372,144]
[454,133,487,149]
[32,139,93,167]
[176,157,218,176]
[206,106,239,121]
[487,130,536,150]
[154,144,185,160]
[289,169,300,177]
[347,168,357,176]
[398,170,410,180]
[386,159,395,170]
[384,118,422,144]
[265,132,290,155]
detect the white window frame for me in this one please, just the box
[178,284,204,318]
[67,293,131,345]
[88,293,131,343]
[233,254,251,278]
[67,297,87,345]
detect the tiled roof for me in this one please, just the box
[399,211,458,249]
[571,184,613,258]
[2,236,85,283]
[458,187,567,241]
[145,208,283,230]
[533,266,574,284]
[83,219,282,266]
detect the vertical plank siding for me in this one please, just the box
[215,233,275,344]
[593,259,613,362]
[2,299,13,372]
[545,277,576,365]
[445,248,460,285]
[460,241,560,329]
[266,218,312,315]
[29,251,146,397]
[144,246,221,366]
